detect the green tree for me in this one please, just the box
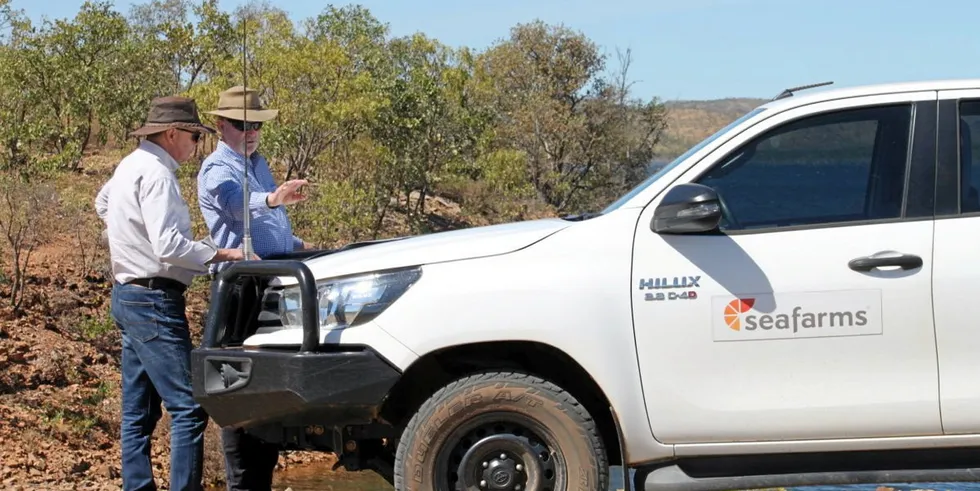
[128,0,236,93]
[0,8,48,173]
[17,1,162,170]
[0,0,674,241]
[371,34,477,231]
[478,21,668,213]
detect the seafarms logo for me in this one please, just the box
[712,290,882,341]
[724,298,869,332]
[723,298,755,331]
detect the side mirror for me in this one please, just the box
[652,183,723,234]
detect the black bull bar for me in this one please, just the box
[200,259,320,352]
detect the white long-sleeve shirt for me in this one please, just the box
[96,140,218,286]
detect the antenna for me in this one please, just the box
[772,81,834,101]
[240,11,254,261]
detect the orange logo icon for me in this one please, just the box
[724,298,755,331]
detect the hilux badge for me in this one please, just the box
[638,276,701,302]
[638,276,701,290]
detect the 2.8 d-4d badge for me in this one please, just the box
[638,275,700,301]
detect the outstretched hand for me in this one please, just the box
[212,248,262,263]
[267,179,309,207]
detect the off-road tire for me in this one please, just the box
[394,371,608,491]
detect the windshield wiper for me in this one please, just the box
[562,212,603,222]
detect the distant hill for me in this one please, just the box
[657,97,769,159]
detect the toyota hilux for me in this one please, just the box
[191,78,980,491]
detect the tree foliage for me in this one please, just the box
[0,2,669,239]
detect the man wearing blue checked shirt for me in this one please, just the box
[197,86,310,490]
[198,86,313,274]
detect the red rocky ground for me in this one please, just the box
[0,241,337,490]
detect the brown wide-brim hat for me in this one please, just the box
[205,85,278,122]
[129,96,217,137]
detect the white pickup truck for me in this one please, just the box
[192,78,980,491]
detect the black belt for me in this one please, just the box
[126,276,188,293]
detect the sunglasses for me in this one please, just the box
[176,128,202,142]
[226,119,263,132]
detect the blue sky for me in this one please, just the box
[21,0,980,101]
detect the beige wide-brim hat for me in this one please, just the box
[205,85,278,122]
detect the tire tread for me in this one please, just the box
[394,370,609,491]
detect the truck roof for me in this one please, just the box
[760,78,980,112]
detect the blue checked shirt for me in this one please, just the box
[198,141,302,273]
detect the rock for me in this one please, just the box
[71,460,91,475]
[46,290,81,317]
[92,464,113,479]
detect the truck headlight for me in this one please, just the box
[277,267,421,331]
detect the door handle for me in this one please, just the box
[848,253,923,272]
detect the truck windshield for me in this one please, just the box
[600,106,767,214]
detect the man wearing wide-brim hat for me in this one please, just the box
[205,84,279,123]
[95,96,247,491]
[197,86,312,490]
[128,95,220,139]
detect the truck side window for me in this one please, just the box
[960,100,980,213]
[696,104,913,231]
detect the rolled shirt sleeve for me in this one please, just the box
[95,179,110,222]
[139,177,217,271]
[95,180,111,245]
[196,143,299,268]
[201,162,275,222]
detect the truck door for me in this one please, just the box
[932,89,980,434]
[630,92,943,444]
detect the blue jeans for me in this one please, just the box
[111,281,208,491]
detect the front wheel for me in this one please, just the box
[394,371,608,491]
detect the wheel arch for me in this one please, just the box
[379,340,623,466]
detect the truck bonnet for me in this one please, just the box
[270,218,573,286]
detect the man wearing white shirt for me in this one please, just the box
[95,96,246,491]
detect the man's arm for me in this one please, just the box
[95,179,110,222]
[139,177,220,271]
[95,180,111,246]
[200,161,275,221]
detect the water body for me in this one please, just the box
[273,465,980,491]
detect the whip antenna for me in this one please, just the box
[240,11,253,260]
